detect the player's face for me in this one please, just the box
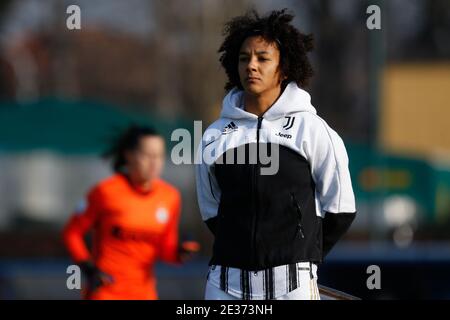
[238,36,284,96]
[126,136,165,184]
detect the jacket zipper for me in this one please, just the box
[251,116,264,264]
[291,193,305,239]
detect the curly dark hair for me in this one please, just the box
[218,8,314,92]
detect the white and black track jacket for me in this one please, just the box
[196,82,356,275]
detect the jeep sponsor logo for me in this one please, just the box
[275,132,292,139]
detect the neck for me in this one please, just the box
[243,85,282,117]
[125,173,154,193]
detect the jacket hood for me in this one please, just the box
[220,82,317,121]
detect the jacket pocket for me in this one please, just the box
[290,193,305,239]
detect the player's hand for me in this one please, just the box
[79,261,114,292]
[178,240,200,263]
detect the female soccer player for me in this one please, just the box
[196,9,356,300]
[63,125,199,300]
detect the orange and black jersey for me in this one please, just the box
[63,173,181,299]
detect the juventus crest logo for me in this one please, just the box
[276,116,295,139]
[282,116,295,130]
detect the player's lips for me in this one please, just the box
[246,76,261,83]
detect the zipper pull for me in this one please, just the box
[298,224,305,239]
[291,193,305,239]
[257,116,263,130]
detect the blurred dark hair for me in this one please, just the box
[218,8,314,91]
[103,125,161,172]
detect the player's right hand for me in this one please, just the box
[79,260,114,292]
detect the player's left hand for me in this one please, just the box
[178,240,200,263]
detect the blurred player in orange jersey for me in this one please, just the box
[62,125,200,300]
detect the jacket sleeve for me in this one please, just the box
[62,187,101,263]
[304,117,357,259]
[195,134,221,236]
